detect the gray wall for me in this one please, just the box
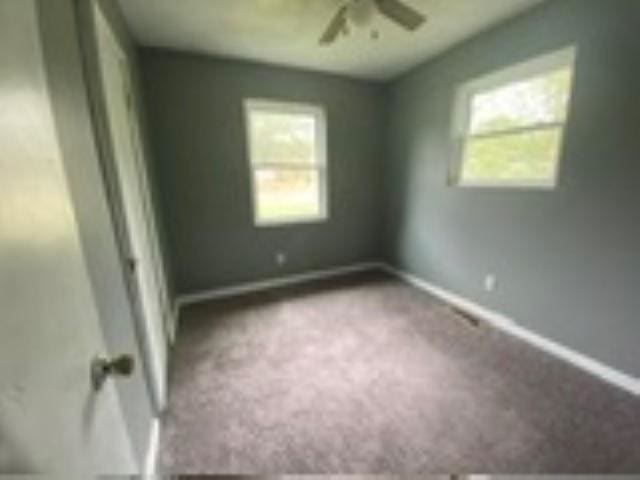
[140,51,386,295]
[385,0,640,377]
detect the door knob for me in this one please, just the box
[91,354,135,391]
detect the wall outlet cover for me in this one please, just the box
[276,252,287,266]
[484,274,497,292]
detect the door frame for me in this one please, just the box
[76,0,172,415]
[94,6,173,342]
[94,4,170,412]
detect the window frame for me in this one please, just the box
[243,98,329,227]
[450,46,577,190]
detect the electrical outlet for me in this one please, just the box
[484,274,497,292]
[276,252,287,267]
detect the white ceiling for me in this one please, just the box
[117,0,546,81]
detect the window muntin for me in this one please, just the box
[453,47,576,188]
[245,100,327,226]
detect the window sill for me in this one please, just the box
[453,181,557,190]
[254,215,329,228]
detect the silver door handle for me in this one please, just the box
[91,354,135,391]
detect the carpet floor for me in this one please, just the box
[160,271,640,474]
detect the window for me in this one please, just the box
[244,99,328,226]
[451,47,576,189]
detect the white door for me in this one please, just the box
[0,0,136,473]
[94,6,169,410]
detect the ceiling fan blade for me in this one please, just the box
[319,6,348,45]
[375,0,426,31]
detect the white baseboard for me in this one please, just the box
[144,417,161,476]
[381,264,640,397]
[176,262,383,309]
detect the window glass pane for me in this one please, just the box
[470,67,573,135]
[461,127,562,185]
[255,168,321,223]
[250,111,316,165]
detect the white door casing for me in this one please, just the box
[94,6,169,411]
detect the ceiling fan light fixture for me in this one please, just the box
[319,0,425,45]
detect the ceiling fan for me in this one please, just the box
[320,0,427,45]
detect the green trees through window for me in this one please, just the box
[457,51,575,188]
[245,101,327,225]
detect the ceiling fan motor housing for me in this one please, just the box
[348,0,375,27]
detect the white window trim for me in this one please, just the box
[450,46,577,190]
[243,98,329,227]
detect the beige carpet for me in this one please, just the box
[161,271,640,473]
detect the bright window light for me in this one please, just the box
[452,47,576,189]
[244,100,328,226]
